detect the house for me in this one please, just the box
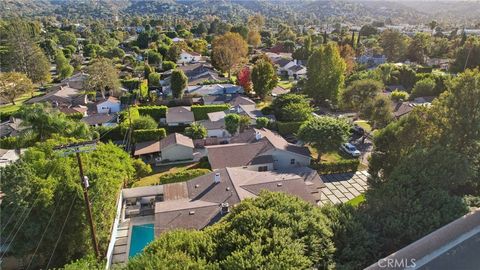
[95,96,121,114]
[357,54,387,67]
[0,149,21,168]
[392,98,432,119]
[81,113,118,127]
[161,63,223,94]
[197,111,229,138]
[60,72,88,90]
[58,105,88,116]
[287,64,307,79]
[227,104,275,123]
[272,85,289,97]
[120,166,324,237]
[199,95,228,105]
[25,84,87,107]
[166,106,195,126]
[185,84,244,97]
[273,58,296,77]
[178,51,202,64]
[134,133,194,163]
[207,128,311,170]
[229,96,256,107]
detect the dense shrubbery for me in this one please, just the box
[132,128,167,143]
[137,105,168,120]
[157,169,211,185]
[276,121,303,136]
[191,104,230,120]
[310,159,360,174]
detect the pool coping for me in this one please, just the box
[125,215,155,259]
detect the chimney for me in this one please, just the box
[221,202,230,214]
[255,131,262,141]
[214,172,221,184]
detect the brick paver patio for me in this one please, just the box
[318,171,370,205]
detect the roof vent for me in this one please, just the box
[195,184,200,188]
[214,172,221,184]
[277,182,283,187]
[226,187,230,191]
[189,210,195,215]
[255,131,262,141]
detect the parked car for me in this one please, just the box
[340,143,361,157]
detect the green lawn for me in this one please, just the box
[277,80,293,90]
[132,160,211,187]
[353,120,372,133]
[0,91,44,114]
[346,194,365,206]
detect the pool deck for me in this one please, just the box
[111,215,154,266]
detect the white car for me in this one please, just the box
[340,143,361,157]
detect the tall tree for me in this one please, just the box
[251,59,277,100]
[380,30,408,62]
[270,94,313,122]
[211,32,248,78]
[362,95,393,129]
[236,66,252,93]
[0,141,138,268]
[305,44,346,105]
[340,79,383,114]
[1,20,51,84]
[55,50,74,80]
[0,72,33,105]
[297,116,351,162]
[184,122,207,139]
[225,113,240,136]
[85,58,120,99]
[170,69,188,99]
[407,33,431,64]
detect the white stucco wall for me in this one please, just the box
[97,101,121,114]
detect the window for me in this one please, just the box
[258,166,268,172]
[290,159,295,165]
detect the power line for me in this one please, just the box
[26,192,65,270]
[45,196,77,270]
[0,192,42,261]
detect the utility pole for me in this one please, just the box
[54,141,101,259]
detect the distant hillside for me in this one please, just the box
[1,0,478,27]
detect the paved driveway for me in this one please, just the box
[318,171,370,205]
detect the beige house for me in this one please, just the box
[134,133,194,163]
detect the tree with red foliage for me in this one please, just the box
[237,66,252,94]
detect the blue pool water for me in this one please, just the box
[129,223,154,258]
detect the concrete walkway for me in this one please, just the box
[318,171,370,205]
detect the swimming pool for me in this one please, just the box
[129,223,154,258]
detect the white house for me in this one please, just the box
[96,96,121,114]
[178,51,202,64]
[287,65,307,79]
[357,54,387,67]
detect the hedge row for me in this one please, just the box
[191,104,230,120]
[157,169,211,185]
[133,128,166,143]
[137,105,168,120]
[310,159,360,174]
[276,121,304,136]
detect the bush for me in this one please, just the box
[121,78,141,91]
[390,90,409,102]
[162,61,176,71]
[133,128,167,143]
[0,136,18,149]
[276,121,303,136]
[66,112,84,121]
[310,159,360,174]
[137,105,168,120]
[191,104,230,120]
[158,169,212,185]
[94,125,124,142]
[256,117,270,129]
